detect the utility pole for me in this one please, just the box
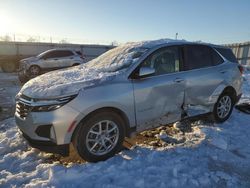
[175,33,178,40]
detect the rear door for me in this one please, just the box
[181,44,225,116]
[56,50,75,67]
[132,46,186,131]
[42,51,61,69]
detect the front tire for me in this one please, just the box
[73,111,125,162]
[213,92,234,123]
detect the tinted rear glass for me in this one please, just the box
[215,47,237,63]
[210,48,224,65]
[184,45,213,70]
[57,50,74,57]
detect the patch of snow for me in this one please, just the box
[209,136,228,150]
[2,108,250,187]
[1,61,250,187]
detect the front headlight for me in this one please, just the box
[32,104,64,112]
[31,94,77,112]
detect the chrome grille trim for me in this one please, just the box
[16,100,32,119]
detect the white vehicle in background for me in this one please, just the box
[18,48,86,82]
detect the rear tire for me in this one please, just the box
[212,92,234,123]
[73,111,125,162]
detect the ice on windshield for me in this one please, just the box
[85,44,149,72]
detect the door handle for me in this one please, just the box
[174,78,184,83]
[54,58,58,60]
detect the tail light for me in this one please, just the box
[238,65,244,75]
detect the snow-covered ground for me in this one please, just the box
[1,71,250,187]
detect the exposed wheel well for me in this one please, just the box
[222,86,237,103]
[72,107,131,142]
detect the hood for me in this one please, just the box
[20,65,119,99]
[21,56,39,63]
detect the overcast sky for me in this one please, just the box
[0,0,250,44]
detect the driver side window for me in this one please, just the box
[141,46,180,76]
[42,51,56,59]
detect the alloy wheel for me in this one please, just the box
[217,95,232,119]
[86,120,119,156]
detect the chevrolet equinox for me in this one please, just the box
[15,39,243,162]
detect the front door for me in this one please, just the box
[132,46,185,131]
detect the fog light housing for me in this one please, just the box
[50,126,56,141]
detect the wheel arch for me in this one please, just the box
[71,107,132,142]
[209,84,237,105]
[222,86,237,103]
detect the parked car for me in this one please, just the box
[15,39,243,162]
[18,48,86,82]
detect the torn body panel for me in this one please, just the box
[180,63,231,117]
[133,72,185,132]
[184,83,230,117]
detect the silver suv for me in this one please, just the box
[18,48,85,82]
[15,39,243,162]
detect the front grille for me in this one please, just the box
[16,101,32,119]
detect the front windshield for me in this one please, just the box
[85,44,149,72]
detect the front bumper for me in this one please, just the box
[15,103,81,145]
[21,131,69,156]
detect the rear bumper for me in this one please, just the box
[22,131,69,156]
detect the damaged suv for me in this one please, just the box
[15,39,243,162]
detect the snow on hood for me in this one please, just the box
[20,39,184,99]
[20,66,119,99]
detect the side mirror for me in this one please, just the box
[139,67,155,77]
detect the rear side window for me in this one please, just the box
[56,50,74,57]
[184,45,213,70]
[215,47,237,63]
[42,51,58,59]
[210,48,224,65]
